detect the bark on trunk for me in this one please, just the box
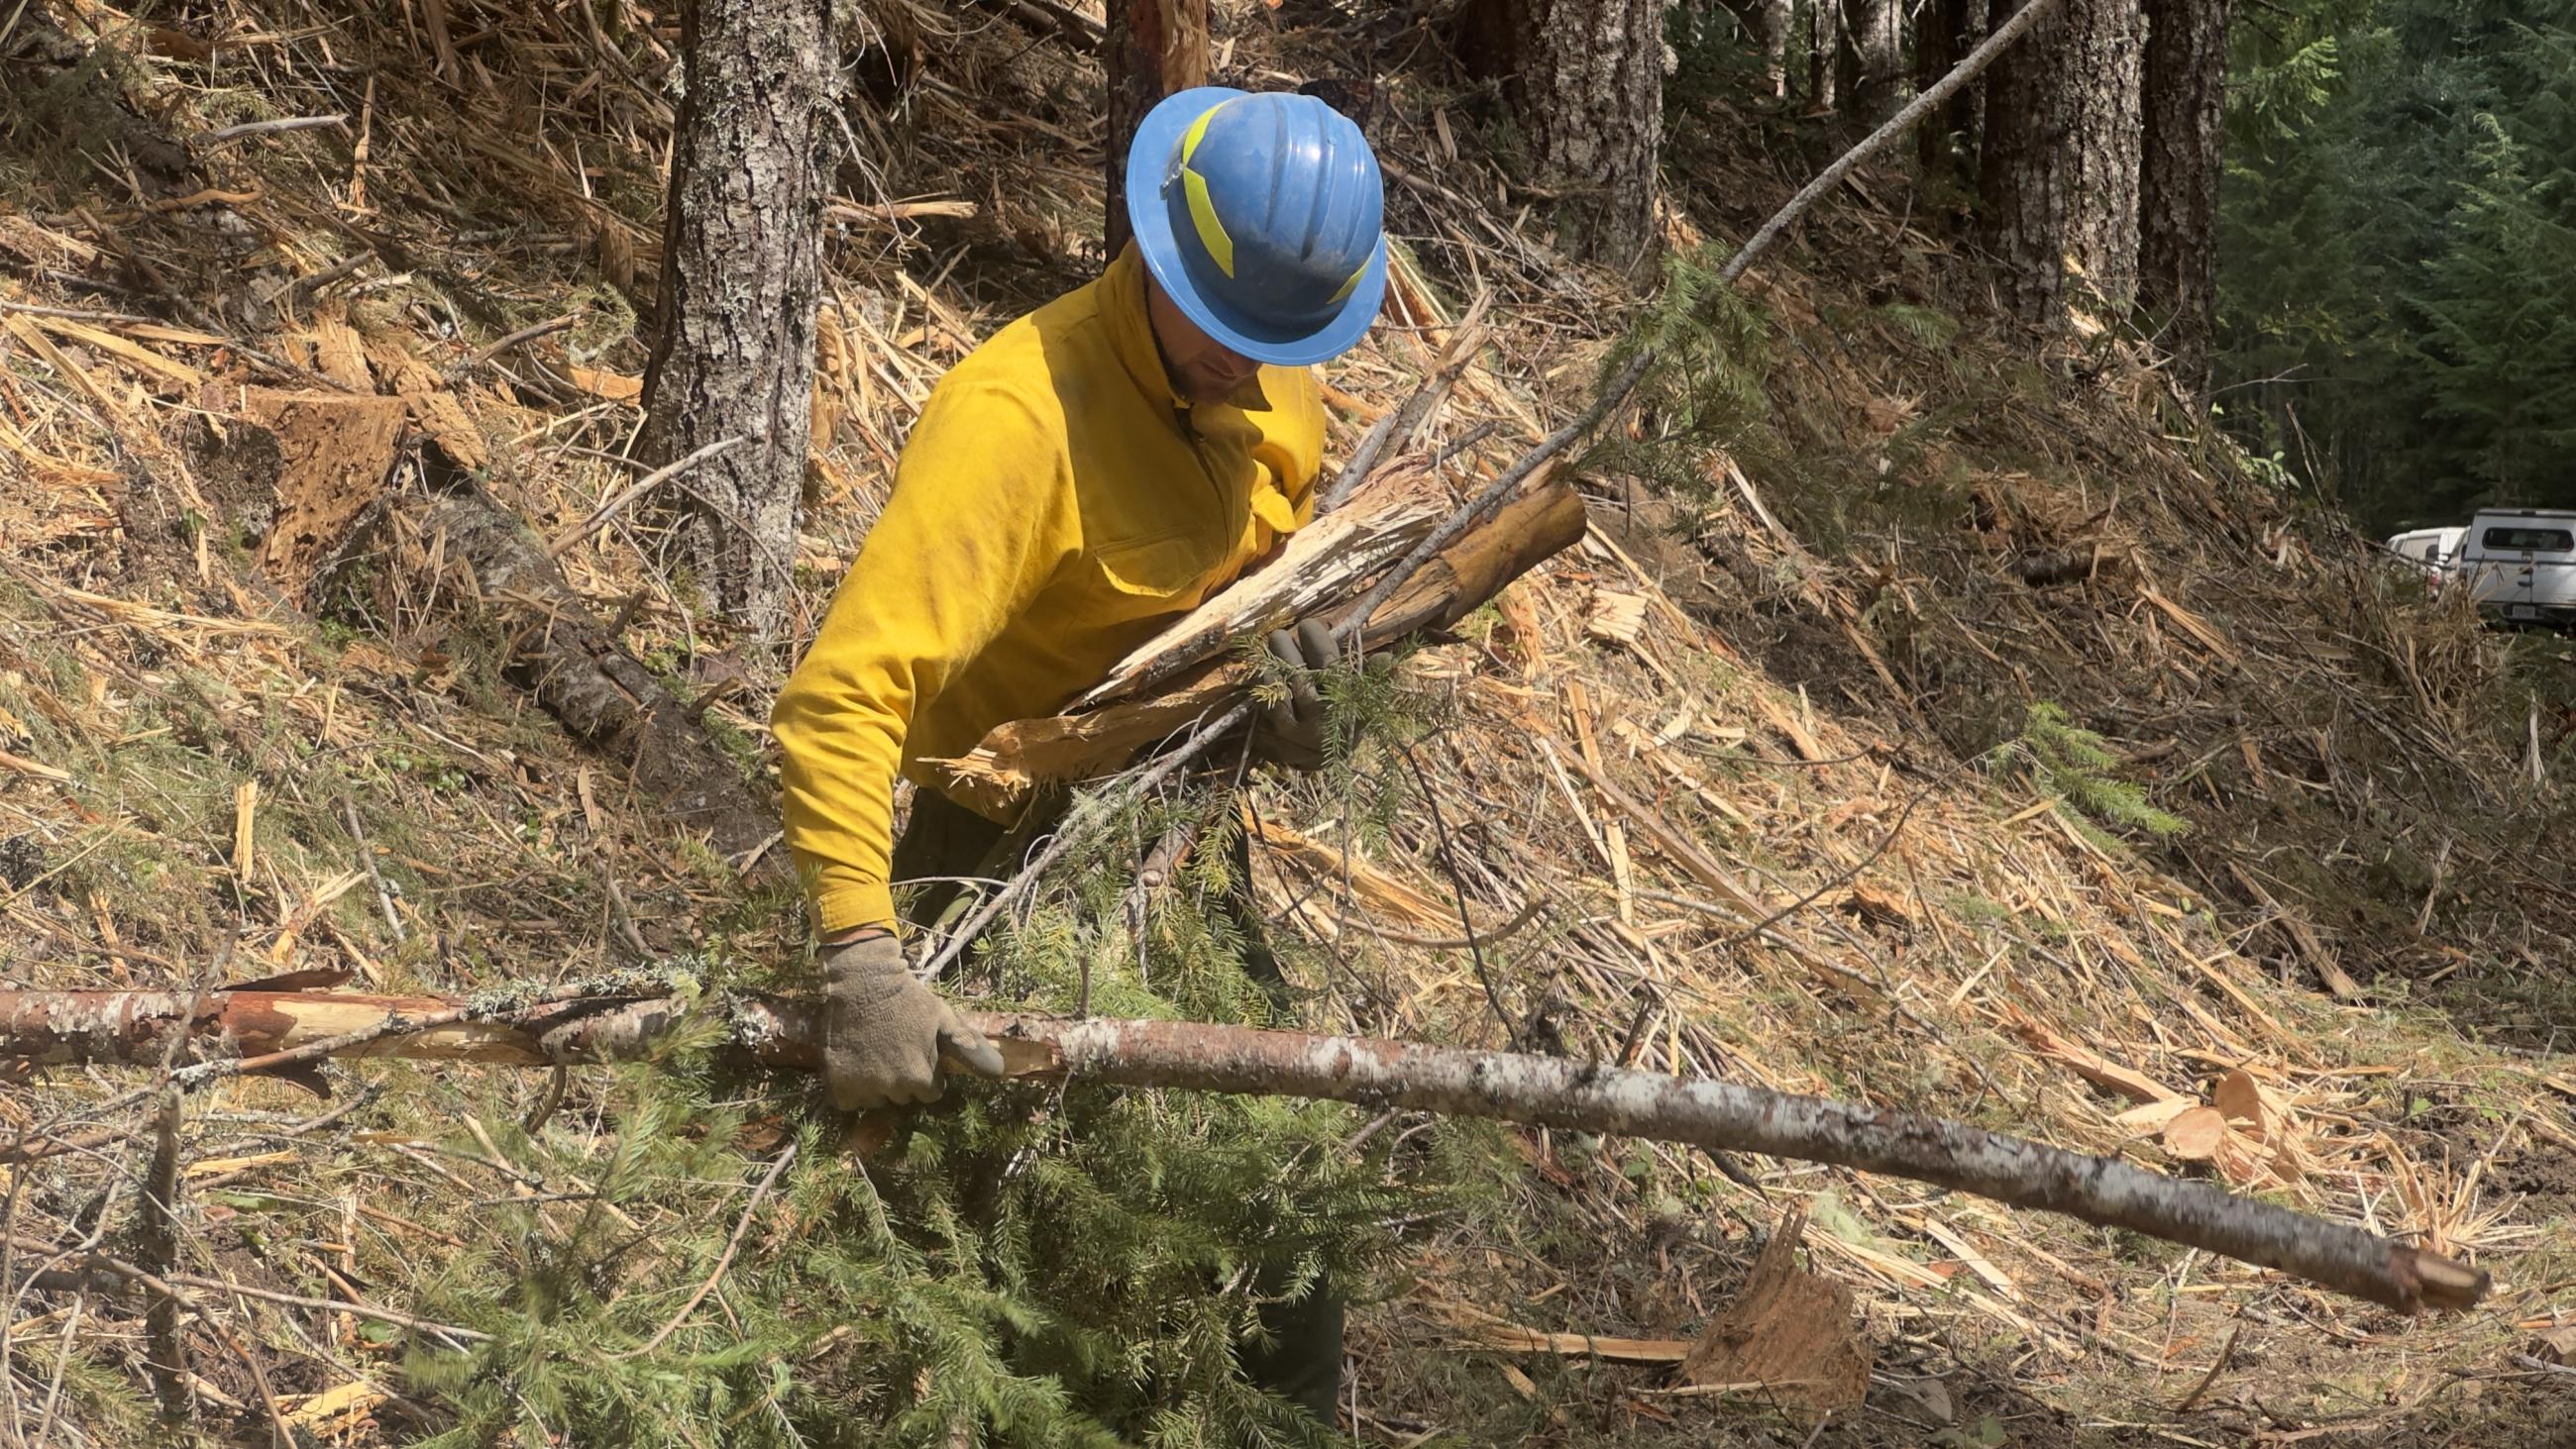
[637,0,842,634]
[1977,0,2145,321]
[2139,0,2230,402]
[1848,0,1903,119]
[1458,0,1668,269]
[1104,0,1210,258]
[362,492,785,868]
[0,984,2489,1315]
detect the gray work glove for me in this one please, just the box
[1256,619,1340,771]
[817,932,1006,1109]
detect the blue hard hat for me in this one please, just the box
[1126,87,1387,367]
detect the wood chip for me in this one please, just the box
[1586,587,1648,647]
[568,364,644,403]
[2163,1106,2228,1161]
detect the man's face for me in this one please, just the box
[1145,277,1266,406]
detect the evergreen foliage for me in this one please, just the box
[2000,702,2191,843]
[2217,0,2576,531]
[1591,245,1777,496]
[376,672,1479,1446]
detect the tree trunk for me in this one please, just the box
[1912,0,1982,184]
[1807,0,1839,111]
[637,0,842,634]
[1104,0,1210,259]
[0,984,2491,1316]
[1458,0,1668,269]
[1848,0,1904,118]
[2139,0,2230,402]
[1759,0,1793,98]
[1977,0,2145,322]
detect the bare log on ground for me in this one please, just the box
[0,985,2488,1315]
[369,493,782,868]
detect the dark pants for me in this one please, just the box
[892,788,1345,1426]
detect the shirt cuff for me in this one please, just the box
[806,877,898,936]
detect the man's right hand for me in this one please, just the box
[817,931,1007,1110]
[1254,618,1340,771]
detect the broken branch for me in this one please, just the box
[0,985,2489,1315]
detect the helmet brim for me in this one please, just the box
[1124,85,1388,368]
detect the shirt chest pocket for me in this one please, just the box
[1092,528,1223,609]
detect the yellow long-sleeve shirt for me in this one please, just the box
[772,247,1325,932]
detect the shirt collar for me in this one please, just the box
[1101,243,1272,417]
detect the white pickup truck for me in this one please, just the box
[2384,526,2465,588]
[2459,508,2576,628]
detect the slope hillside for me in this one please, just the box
[1,2,2571,1445]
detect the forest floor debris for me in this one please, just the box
[1,0,2573,1443]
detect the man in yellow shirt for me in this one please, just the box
[770,87,1385,1421]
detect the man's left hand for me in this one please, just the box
[1255,619,1339,771]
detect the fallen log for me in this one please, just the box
[0,985,2488,1316]
[356,491,783,869]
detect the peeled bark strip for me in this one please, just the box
[379,494,781,865]
[0,986,2488,1314]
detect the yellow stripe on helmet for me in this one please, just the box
[1182,168,1234,278]
[1177,103,1235,278]
[1179,103,1222,164]
[1326,245,1376,306]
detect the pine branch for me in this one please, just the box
[0,985,2489,1315]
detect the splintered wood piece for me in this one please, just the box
[2006,1012,2180,1106]
[923,476,1586,809]
[239,389,408,593]
[1249,817,1456,931]
[1070,462,1449,708]
[2163,1106,2228,1161]
[1586,587,1650,646]
[1673,1203,1870,1419]
[309,311,373,391]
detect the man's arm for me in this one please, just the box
[772,382,1069,935]
[1272,367,1327,527]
